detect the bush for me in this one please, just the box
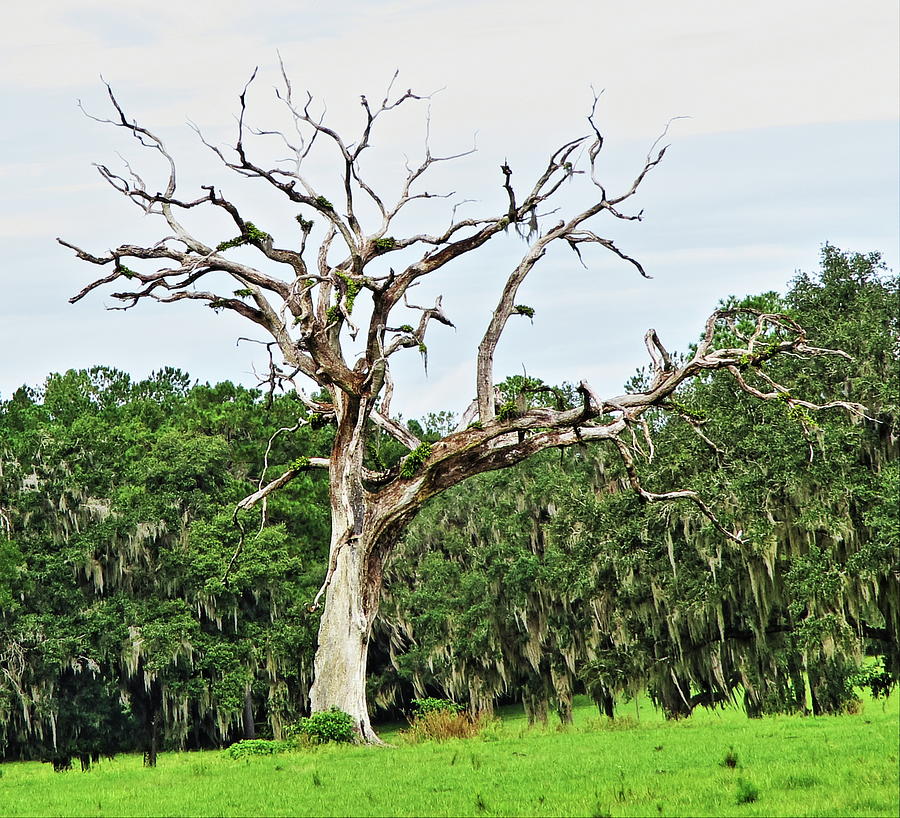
[410,697,463,718]
[292,707,356,744]
[225,739,290,759]
[404,699,494,743]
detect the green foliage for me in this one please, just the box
[513,304,535,319]
[232,288,254,298]
[293,707,355,744]
[495,400,519,422]
[399,442,432,478]
[295,215,314,232]
[314,196,333,210]
[225,739,291,759]
[852,659,895,699]
[377,247,897,721]
[0,370,332,761]
[410,697,462,717]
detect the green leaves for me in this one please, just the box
[0,369,331,760]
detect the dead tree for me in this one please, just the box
[59,67,862,743]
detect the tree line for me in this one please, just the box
[0,247,896,765]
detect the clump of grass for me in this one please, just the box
[782,773,820,790]
[735,778,759,804]
[721,746,739,768]
[404,702,493,742]
[586,715,640,732]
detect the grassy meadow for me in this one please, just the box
[1,692,897,818]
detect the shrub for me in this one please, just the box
[410,697,463,718]
[292,707,356,744]
[404,705,493,742]
[584,715,640,732]
[225,739,290,759]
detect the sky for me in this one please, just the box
[2,0,898,417]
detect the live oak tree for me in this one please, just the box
[380,249,898,722]
[60,69,864,742]
[0,370,332,763]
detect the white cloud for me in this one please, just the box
[1,1,897,410]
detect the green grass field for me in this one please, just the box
[1,692,897,818]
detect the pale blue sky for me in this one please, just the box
[2,1,897,415]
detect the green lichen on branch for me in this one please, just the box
[466,421,483,430]
[398,325,414,333]
[290,456,311,471]
[513,304,535,319]
[785,400,821,431]
[496,401,520,422]
[373,236,396,252]
[400,442,433,479]
[335,271,363,314]
[216,235,246,252]
[245,223,270,243]
[216,222,271,252]
[665,398,704,422]
[314,196,334,210]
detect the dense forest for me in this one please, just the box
[1,247,896,765]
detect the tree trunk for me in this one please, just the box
[308,531,383,742]
[242,688,256,740]
[552,667,574,725]
[308,396,390,743]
